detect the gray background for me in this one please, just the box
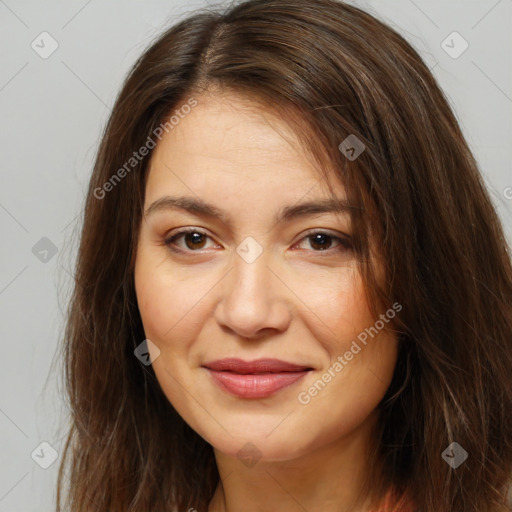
[0,1,511,510]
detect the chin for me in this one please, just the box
[209,430,312,464]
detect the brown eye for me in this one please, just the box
[308,233,336,251]
[182,232,207,250]
[294,231,352,253]
[164,229,216,252]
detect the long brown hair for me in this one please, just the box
[55,0,512,510]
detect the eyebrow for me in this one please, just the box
[144,195,358,226]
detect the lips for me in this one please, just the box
[202,358,313,398]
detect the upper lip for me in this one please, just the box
[202,358,313,374]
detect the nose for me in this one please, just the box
[214,251,292,340]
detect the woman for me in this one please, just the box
[55,0,512,511]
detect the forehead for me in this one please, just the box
[146,91,345,203]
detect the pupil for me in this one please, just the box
[186,232,206,249]
[311,234,331,251]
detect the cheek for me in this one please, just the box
[134,265,178,343]
[133,249,205,420]
[301,266,376,348]
[134,247,206,347]
[297,267,398,417]
[330,272,398,388]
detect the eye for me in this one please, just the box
[164,228,219,252]
[164,228,352,255]
[292,231,352,253]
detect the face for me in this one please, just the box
[134,90,399,462]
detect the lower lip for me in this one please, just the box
[206,369,310,398]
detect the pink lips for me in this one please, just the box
[203,358,312,398]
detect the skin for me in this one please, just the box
[134,89,399,512]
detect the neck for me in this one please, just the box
[208,410,387,512]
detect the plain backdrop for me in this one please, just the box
[0,1,511,510]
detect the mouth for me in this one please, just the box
[202,358,314,399]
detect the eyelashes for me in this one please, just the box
[163,228,352,256]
